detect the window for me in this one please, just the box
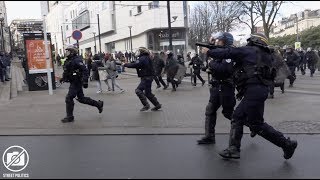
[153,1,159,8]
[66,25,68,30]
[148,3,152,10]
[137,6,141,14]
[129,10,132,17]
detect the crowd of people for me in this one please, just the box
[0,52,12,85]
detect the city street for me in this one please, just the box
[0,66,320,135]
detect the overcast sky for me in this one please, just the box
[5,1,320,40]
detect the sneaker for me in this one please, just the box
[151,104,162,111]
[202,80,206,86]
[283,138,298,159]
[61,116,74,123]
[219,146,240,159]
[140,105,150,112]
[197,136,215,145]
[289,84,293,88]
[96,90,102,94]
[156,85,161,89]
[163,85,168,90]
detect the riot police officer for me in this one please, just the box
[197,32,236,145]
[189,54,205,86]
[305,47,319,77]
[60,45,104,123]
[124,47,162,111]
[165,51,179,91]
[284,46,300,87]
[202,33,298,160]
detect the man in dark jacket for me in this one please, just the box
[284,46,300,87]
[153,51,168,89]
[124,47,162,111]
[189,54,205,86]
[165,51,179,91]
[305,47,319,77]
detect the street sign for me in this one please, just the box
[295,42,301,50]
[72,30,82,40]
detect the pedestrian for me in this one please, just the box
[60,45,104,123]
[202,33,298,160]
[105,55,125,93]
[124,47,162,111]
[91,58,105,93]
[56,54,61,67]
[197,32,236,145]
[189,53,205,86]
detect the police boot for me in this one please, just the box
[282,138,298,159]
[198,104,216,145]
[135,89,150,111]
[147,94,162,111]
[163,85,168,90]
[172,83,177,92]
[219,122,243,159]
[61,103,74,123]
[219,146,240,159]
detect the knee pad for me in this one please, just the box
[205,102,215,116]
[76,97,85,104]
[65,96,74,105]
[135,89,143,96]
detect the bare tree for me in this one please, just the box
[188,2,215,51]
[238,1,262,34]
[188,1,244,51]
[255,1,284,38]
[209,1,244,32]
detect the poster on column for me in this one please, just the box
[23,33,56,91]
[26,39,53,74]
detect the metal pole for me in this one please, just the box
[8,26,12,52]
[183,1,188,61]
[43,15,53,95]
[167,1,173,51]
[129,27,133,53]
[296,16,299,42]
[97,14,102,54]
[93,33,97,54]
[61,26,65,56]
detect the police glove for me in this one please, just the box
[83,81,89,89]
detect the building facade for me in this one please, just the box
[271,9,320,38]
[45,1,189,57]
[0,1,11,52]
[10,19,43,51]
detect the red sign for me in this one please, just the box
[72,30,82,40]
[26,39,53,74]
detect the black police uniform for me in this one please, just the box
[61,55,103,122]
[298,50,306,75]
[124,53,162,111]
[207,44,297,160]
[305,50,319,77]
[197,57,236,144]
[189,55,205,86]
[153,55,167,89]
[284,50,299,86]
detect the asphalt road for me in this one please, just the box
[0,134,317,179]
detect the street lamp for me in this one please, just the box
[128,26,133,54]
[92,32,97,54]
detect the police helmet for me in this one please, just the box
[247,33,269,47]
[210,32,234,46]
[307,47,312,52]
[65,44,78,53]
[135,47,150,57]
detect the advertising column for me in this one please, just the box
[23,33,56,91]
